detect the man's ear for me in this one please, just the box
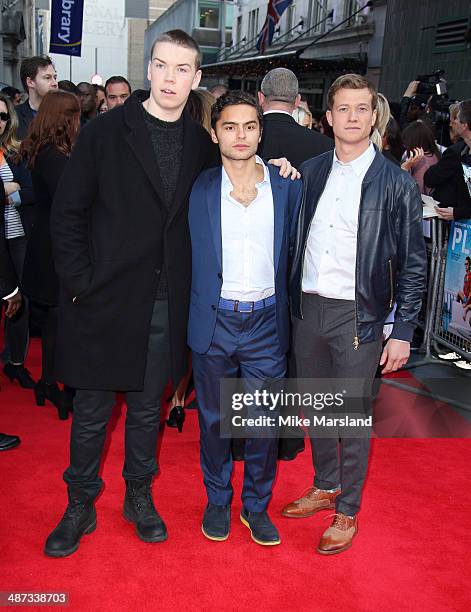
[210,127,218,144]
[326,109,333,127]
[26,76,35,90]
[294,94,301,108]
[257,91,264,106]
[192,70,202,90]
[146,61,152,84]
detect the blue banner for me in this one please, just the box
[441,219,471,343]
[49,0,84,57]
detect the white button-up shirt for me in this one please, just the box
[220,156,275,301]
[302,143,376,300]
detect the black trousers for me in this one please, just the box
[63,300,170,499]
[2,236,29,364]
[292,293,383,516]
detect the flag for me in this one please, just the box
[49,0,84,57]
[256,0,294,54]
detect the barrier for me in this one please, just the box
[382,217,471,412]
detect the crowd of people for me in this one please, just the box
[0,29,470,558]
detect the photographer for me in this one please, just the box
[424,99,471,221]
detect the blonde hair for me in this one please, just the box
[327,73,378,111]
[0,93,20,155]
[292,106,313,129]
[370,93,391,150]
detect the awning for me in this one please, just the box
[202,50,366,78]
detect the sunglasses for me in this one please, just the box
[0,112,9,121]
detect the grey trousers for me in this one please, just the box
[292,293,383,516]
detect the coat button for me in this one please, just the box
[154,268,161,275]
[217,273,222,279]
[211,305,216,310]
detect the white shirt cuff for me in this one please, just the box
[3,287,19,300]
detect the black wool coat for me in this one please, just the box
[258,112,333,167]
[22,146,68,305]
[51,90,216,391]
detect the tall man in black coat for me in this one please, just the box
[44,30,213,557]
[258,67,333,168]
[0,182,22,451]
[45,30,295,557]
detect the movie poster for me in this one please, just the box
[442,220,471,342]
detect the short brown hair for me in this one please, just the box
[327,74,378,111]
[150,29,202,70]
[20,56,54,92]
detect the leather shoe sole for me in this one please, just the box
[201,525,229,542]
[239,514,280,546]
[44,520,97,558]
[123,509,168,543]
[316,540,354,555]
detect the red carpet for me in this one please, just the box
[1,338,470,611]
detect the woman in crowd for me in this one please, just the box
[20,90,81,420]
[382,117,404,165]
[0,92,36,389]
[402,120,441,193]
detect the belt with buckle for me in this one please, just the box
[218,294,276,313]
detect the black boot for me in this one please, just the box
[44,488,96,557]
[34,380,68,420]
[3,363,35,389]
[123,478,167,543]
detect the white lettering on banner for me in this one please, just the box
[452,226,471,255]
[57,0,75,44]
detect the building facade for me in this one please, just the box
[379,0,471,102]
[0,0,36,88]
[204,0,386,111]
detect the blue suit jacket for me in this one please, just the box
[188,163,302,355]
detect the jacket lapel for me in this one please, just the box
[206,168,222,269]
[167,112,202,224]
[268,165,284,275]
[123,92,166,208]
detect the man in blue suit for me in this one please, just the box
[188,91,302,546]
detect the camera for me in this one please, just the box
[416,70,448,97]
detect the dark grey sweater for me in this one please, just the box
[143,106,184,299]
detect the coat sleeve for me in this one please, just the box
[9,157,35,206]
[0,181,17,298]
[391,180,427,342]
[51,125,98,297]
[423,147,457,191]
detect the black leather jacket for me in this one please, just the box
[291,148,427,346]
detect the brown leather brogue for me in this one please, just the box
[316,513,358,555]
[281,486,340,518]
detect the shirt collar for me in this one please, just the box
[333,142,376,177]
[263,110,293,117]
[222,155,269,193]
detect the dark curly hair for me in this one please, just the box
[210,90,263,130]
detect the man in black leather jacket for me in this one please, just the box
[281,74,426,555]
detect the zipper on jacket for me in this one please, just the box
[388,258,394,309]
[353,185,363,351]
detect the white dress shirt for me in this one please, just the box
[302,143,376,300]
[220,156,275,301]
